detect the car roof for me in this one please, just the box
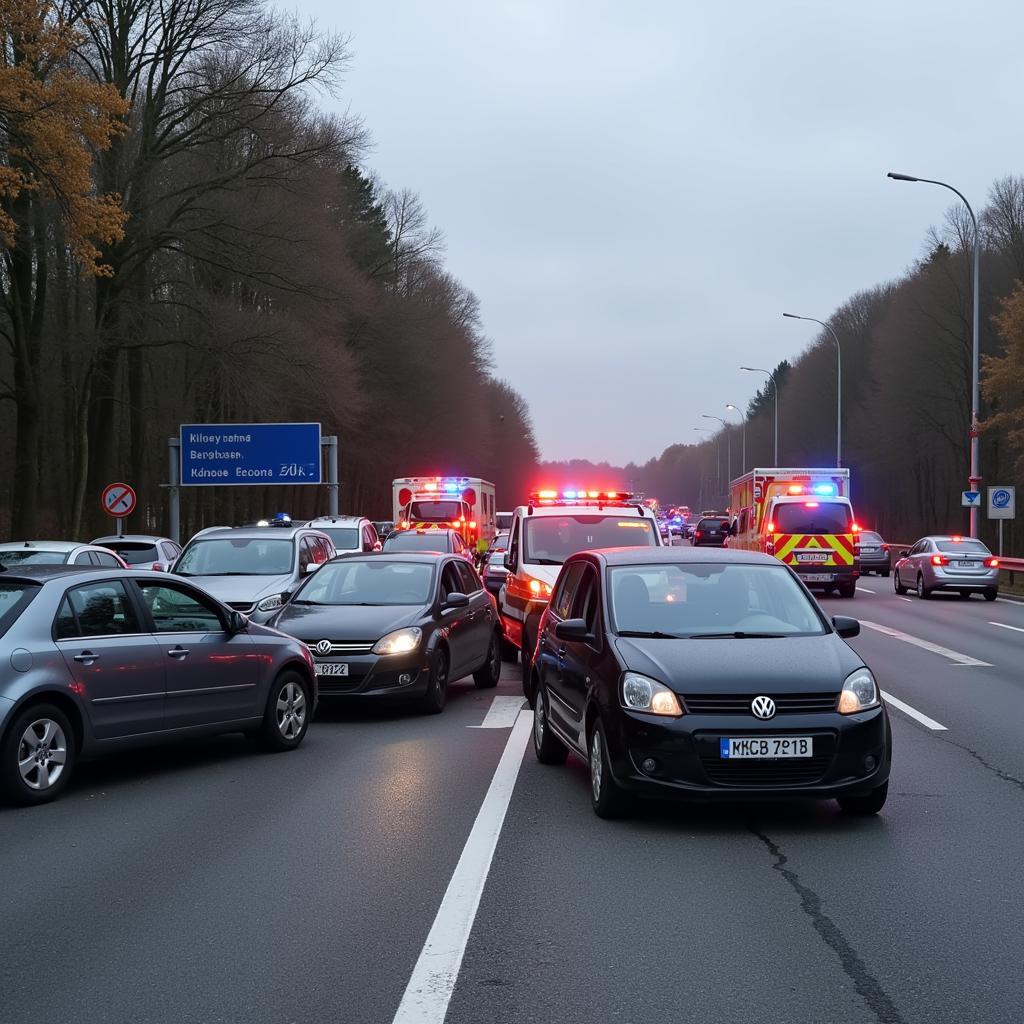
[185,526,320,541]
[329,551,445,564]
[924,535,987,543]
[579,547,780,567]
[515,503,654,518]
[0,565,180,583]
[307,516,365,526]
[91,534,173,544]
[0,540,87,552]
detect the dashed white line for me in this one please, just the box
[989,621,1024,635]
[858,619,992,667]
[880,690,947,731]
[468,695,525,729]
[392,710,532,1024]
[856,586,876,594]
[897,596,913,603]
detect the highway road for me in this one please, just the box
[2,586,1023,1024]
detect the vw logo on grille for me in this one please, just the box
[315,639,333,656]
[751,695,776,720]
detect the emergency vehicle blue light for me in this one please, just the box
[812,483,836,495]
[563,489,577,499]
[443,482,458,492]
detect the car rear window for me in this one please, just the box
[319,527,360,550]
[384,531,451,552]
[697,518,729,530]
[859,532,883,544]
[773,502,852,534]
[102,542,160,565]
[936,540,989,554]
[408,501,466,522]
[523,515,657,565]
[0,582,38,636]
[0,549,67,565]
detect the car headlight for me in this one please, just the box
[621,671,682,717]
[372,627,423,656]
[256,594,285,612]
[838,667,879,714]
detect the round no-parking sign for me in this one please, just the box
[102,482,137,518]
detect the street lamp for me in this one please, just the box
[740,366,779,463]
[693,427,721,495]
[783,312,842,467]
[702,413,731,486]
[888,170,982,537]
[725,403,746,472]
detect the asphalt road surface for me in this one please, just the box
[2,584,1023,1024]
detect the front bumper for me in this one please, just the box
[604,705,891,800]
[310,649,428,699]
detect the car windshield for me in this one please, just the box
[0,549,67,565]
[384,532,450,552]
[409,500,466,522]
[0,582,38,636]
[175,538,294,576]
[608,562,826,638]
[936,539,989,554]
[318,527,360,550]
[294,559,434,606]
[524,515,657,565]
[774,502,852,534]
[99,542,160,565]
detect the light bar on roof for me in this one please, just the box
[528,489,635,506]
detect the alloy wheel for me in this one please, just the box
[534,689,546,747]
[590,728,603,801]
[276,681,307,740]
[18,718,68,792]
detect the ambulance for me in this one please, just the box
[727,468,860,598]
[499,489,662,698]
[392,477,497,549]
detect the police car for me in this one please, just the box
[498,490,662,699]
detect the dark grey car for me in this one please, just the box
[856,531,891,576]
[0,566,317,806]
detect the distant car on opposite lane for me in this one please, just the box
[0,565,316,805]
[0,541,128,569]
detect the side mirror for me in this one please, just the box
[503,552,515,572]
[304,561,321,575]
[832,615,860,639]
[227,610,248,635]
[899,549,909,558]
[444,591,470,610]
[555,618,590,642]
[373,542,382,552]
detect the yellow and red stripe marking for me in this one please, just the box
[771,533,856,566]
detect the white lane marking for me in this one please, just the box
[995,596,1024,606]
[989,621,1024,634]
[469,695,526,729]
[880,690,947,731]
[393,710,532,1023]
[858,619,992,667]
[897,596,913,603]
[856,586,876,594]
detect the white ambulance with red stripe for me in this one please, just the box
[392,477,497,549]
[727,468,861,598]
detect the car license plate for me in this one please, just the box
[720,737,813,759]
[796,551,828,563]
[802,573,834,582]
[860,546,879,553]
[957,560,979,568]
[315,662,349,676]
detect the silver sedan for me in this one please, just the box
[893,535,1000,600]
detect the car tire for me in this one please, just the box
[916,574,931,599]
[894,571,907,595]
[533,683,568,765]
[500,637,518,663]
[984,588,998,602]
[420,647,449,715]
[958,591,971,600]
[473,630,502,689]
[588,718,628,819]
[258,671,311,751]
[521,624,535,704]
[838,781,888,816]
[837,581,856,599]
[1,703,76,806]
[881,568,891,578]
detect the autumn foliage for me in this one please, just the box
[983,282,1024,479]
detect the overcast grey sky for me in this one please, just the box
[293,0,1023,465]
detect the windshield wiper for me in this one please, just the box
[689,631,788,639]
[528,558,562,566]
[617,630,683,639]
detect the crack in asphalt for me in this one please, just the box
[749,827,906,1024]
[939,738,1024,793]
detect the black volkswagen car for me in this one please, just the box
[270,553,501,713]
[530,547,891,818]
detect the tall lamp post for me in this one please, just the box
[741,366,779,463]
[693,427,720,498]
[725,403,745,473]
[702,414,731,487]
[888,171,982,537]
[783,312,842,467]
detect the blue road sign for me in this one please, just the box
[180,423,322,486]
[961,490,981,508]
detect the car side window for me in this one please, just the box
[162,543,181,561]
[571,567,601,642]
[56,580,140,638]
[455,560,480,594]
[441,562,464,599]
[507,518,520,568]
[136,582,224,632]
[92,551,122,567]
[552,563,585,619]
[298,537,314,572]
[72,551,93,566]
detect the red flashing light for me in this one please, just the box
[766,521,776,533]
[788,484,804,494]
[804,501,820,508]
[931,554,949,566]
[537,489,558,500]
[951,535,962,542]
[398,487,412,506]
[607,491,619,498]
[451,520,460,528]
[851,522,861,533]
[462,487,477,505]
[469,521,477,529]
[424,482,438,492]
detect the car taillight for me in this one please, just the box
[851,522,861,533]
[985,557,999,568]
[527,576,553,598]
[883,544,889,552]
[931,554,948,566]
[695,530,702,538]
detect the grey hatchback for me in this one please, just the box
[0,565,317,805]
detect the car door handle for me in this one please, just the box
[73,651,98,664]
[167,646,190,659]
